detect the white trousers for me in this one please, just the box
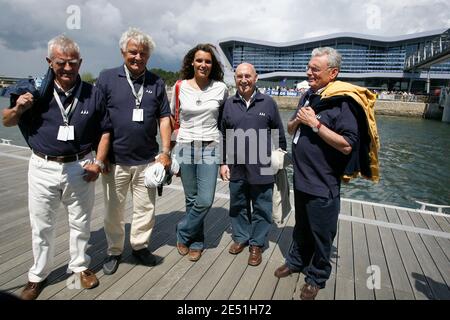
[27,153,95,282]
[102,163,156,256]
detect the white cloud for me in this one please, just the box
[0,0,449,77]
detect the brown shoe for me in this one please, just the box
[248,246,262,266]
[20,279,47,300]
[300,283,320,300]
[188,249,202,262]
[79,269,99,289]
[177,242,189,256]
[274,263,292,278]
[228,242,247,255]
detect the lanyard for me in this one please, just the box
[124,65,145,109]
[53,82,82,126]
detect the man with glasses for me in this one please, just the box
[2,35,112,299]
[95,27,172,275]
[274,47,379,300]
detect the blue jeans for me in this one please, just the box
[286,190,340,289]
[229,180,273,247]
[176,142,219,250]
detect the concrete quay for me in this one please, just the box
[272,96,442,119]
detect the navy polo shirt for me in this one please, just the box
[292,92,359,198]
[18,78,112,156]
[96,66,171,166]
[221,91,287,185]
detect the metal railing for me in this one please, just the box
[405,29,450,70]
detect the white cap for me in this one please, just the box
[144,163,166,188]
[270,149,292,173]
[144,156,180,189]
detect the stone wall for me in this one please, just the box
[272,96,432,118]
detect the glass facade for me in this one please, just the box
[222,35,450,76]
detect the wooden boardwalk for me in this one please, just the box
[0,144,449,300]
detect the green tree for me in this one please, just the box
[150,68,180,87]
[81,72,96,84]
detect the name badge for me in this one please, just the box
[57,126,75,141]
[132,109,144,122]
[293,128,301,145]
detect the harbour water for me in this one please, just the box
[279,111,450,209]
[0,96,449,210]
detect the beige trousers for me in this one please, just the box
[102,163,156,256]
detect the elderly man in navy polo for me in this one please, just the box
[95,27,172,275]
[2,35,111,300]
[274,47,369,300]
[220,63,286,267]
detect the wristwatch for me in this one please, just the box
[93,159,105,171]
[312,121,322,133]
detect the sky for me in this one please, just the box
[0,0,449,78]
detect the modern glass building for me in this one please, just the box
[217,29,450,93]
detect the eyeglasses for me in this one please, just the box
[53,59,80,67]
[305,65,333,73]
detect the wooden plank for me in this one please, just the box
[6,188,181,299]
[185,238,237,300]
[0,197,116,280]
[362,204,395,299]
[419,214,450,262]
[140,198,230,300]
[351,202,375,300]
[207,246,248,300]
[340,199,351,216]
[162,199,232,300]
[71,190,188,300]
[372,206,414,299]
[251,211,295,300]
[384,208,432,299]
[270,211,300,300]
[163,231,233,300]
[403,210,450,299]
[335,213,355,300]
[229,219,288,300]
[48,191,183,300]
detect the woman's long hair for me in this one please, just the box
[180,43,224,81]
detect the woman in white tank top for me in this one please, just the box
[170,44,228,262]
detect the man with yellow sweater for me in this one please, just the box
[275,47,379,300]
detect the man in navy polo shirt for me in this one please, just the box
[274,47,359,300]
[220,63,286,267]
[2,35,111,300]
[95,27,172,275]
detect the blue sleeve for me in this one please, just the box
[220,102,230,164]
[335,101,359,148]
[271,102,287,151]
[95,90,112,133]
[94,71,107,97]
[157,80,171,118]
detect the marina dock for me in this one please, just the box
[0,144,449,300]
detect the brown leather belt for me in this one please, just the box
[33,149,92,163]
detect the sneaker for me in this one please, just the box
[132,248,156,266]
[102,255,121,275]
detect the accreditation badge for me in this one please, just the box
[132,109,144,122]
[57,126,75,141]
